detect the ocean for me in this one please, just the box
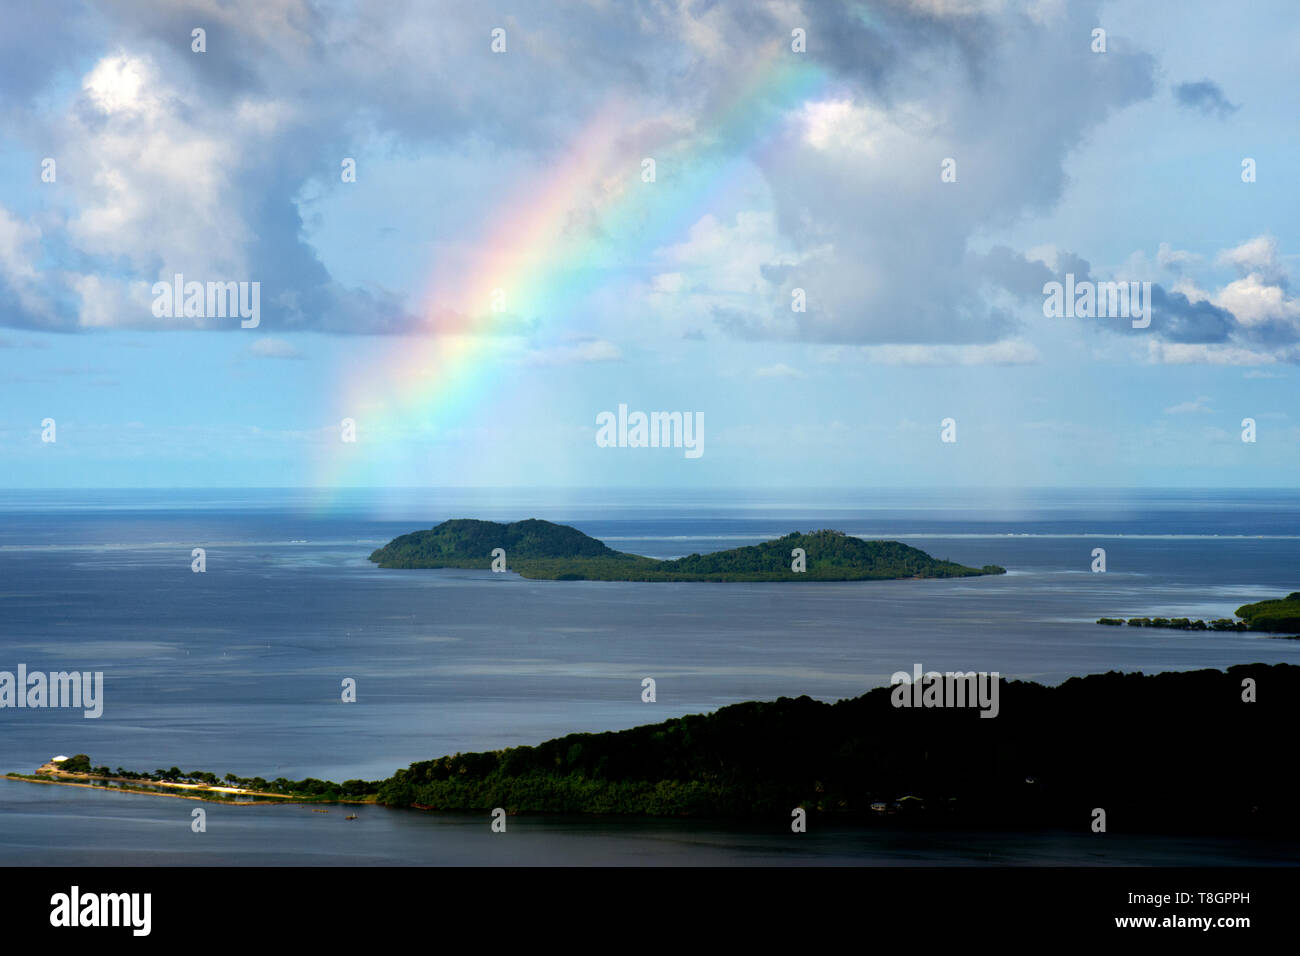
[2,487,1298,864]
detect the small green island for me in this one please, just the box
[368,518,1006,582]
[1097,591,1300,638]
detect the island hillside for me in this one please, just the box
[33,664,1296,835]
[1236,592,1300,632]
[371,663,1297,833]
[368,519,1005,582]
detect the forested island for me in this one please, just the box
[1097,591,1300,637]
[1234,592,1300,631]
[368,518,1005,582]
[20,663,1297,835]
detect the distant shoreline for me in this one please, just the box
[1096,591,1300,636]
[3,772,365,806]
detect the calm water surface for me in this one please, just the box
[2,487,1297,864]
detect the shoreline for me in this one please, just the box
[13,662,1298,829]
[3,773,365,806]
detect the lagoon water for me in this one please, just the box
[2,487,1298,865]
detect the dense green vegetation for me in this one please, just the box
[35,760,377,801]
[1236,592,1300,632]
[38,664,1299,832]
[1097,617,1247,631]
[369,520,1005,581]
[1096,592,1300,635]
[370,518,623,568]
[370,663,1298,833]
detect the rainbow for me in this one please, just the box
[318,46,829,489]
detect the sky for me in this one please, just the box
[0,0,1296,489]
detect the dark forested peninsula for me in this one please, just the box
[368,518,1005,581]
[370,663,1294,833]
[1235,592,1300,632]
[27,664,1296,835]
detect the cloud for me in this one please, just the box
[730,4,1156,347]
[0,207,54,328]
[2,2,1287,384]
[0,0,1158,348]
[651,273,685,294]
[798,98,888,155]
[0,0,93,108]
[1035,235,1300,363]
[1173,79,1239,119]
[754,363,805,378]
[521,338,623,366]
[0,42,420,334]
[1147,341,1293,366]
[815,340,1040,366]
[248,338,304,359]
[0,335,48,349]
[1164,396,1214,415]
[1214,273,1300,327]
[1193,237,1300,353]
[1147,285,1238,343]
[623,4,1159,355]
[1216,236,1286,283]
[1156,242,1201,271]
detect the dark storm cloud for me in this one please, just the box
[1173,79,1239,119]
